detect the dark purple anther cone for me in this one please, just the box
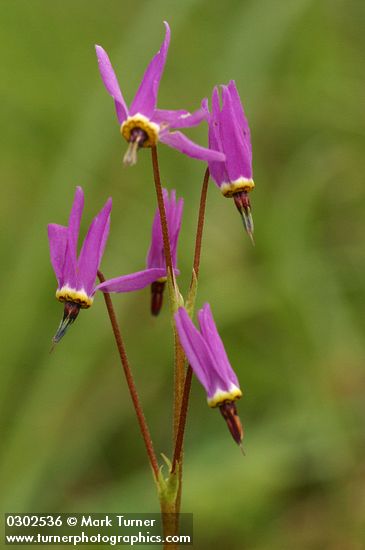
[233,191,254,244]
[219,401,244,446]
[150,281,166,316]
[129,127,148,146]
[53,301,81,344]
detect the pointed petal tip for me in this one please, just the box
[95,44,107,59]
[201,97,209,116]
[162,21,171,43]
[212,86,220,102]
[221,84,231,107]
[200,302,213,319]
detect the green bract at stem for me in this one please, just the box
[156,454,180,550]
[97,270,159,479]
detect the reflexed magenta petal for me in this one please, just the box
[169,193,183,267]
[175,308,217,396]
[228,80,252,150]
[160,131,226,163]
[172,103,207,128]
[130,22,170,118]
[152,109,191,125]
[201,97,209,117]
[98,214,111,267]
[63,187,84,288]
[94,268,167,294]
[220,85,252,180]
[146,188,183,270]
[95,45,128,123]
[146,190,166,270]
[77,198,112,295]
[48,224,68,287]
[207,87,227,187]
[198,303,239,388]
[153,103,206,129]
[114,101,127,125]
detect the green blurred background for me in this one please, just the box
[1,0,364,548]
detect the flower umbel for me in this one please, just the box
[175,304,244,446]
[95,188,183,316]
[205,80,255,243]
[95,22,225,166]
[48,186,114,343]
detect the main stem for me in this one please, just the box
[150,147,182,550]
[150,151,210,546]
[172,168,210,474]
[150,146,185,442]
[98,270,159,478]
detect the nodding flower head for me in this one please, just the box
[95,22,225,166]
[95,188,183,317]
[205,80,255,243]
[147,188,183,315]
[175,304,244,446]
[48,186,115,344]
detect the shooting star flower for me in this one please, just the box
[48,186,112,344]
[175,304,244,446]
[95,22,225,166]
[147,188,183,315]
[96,188,183,316]
[205,80,255,243]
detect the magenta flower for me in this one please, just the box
[175,304,244,445]
[205,80,255,242]
[96,188,183,316]
[95,22,225,166]
[48,186,116,343]
[147,188,183,315]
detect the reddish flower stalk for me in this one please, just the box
[192,168,210,281]
[150,146,174,283]
[97,270,159,478]
[172,366,193,473]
